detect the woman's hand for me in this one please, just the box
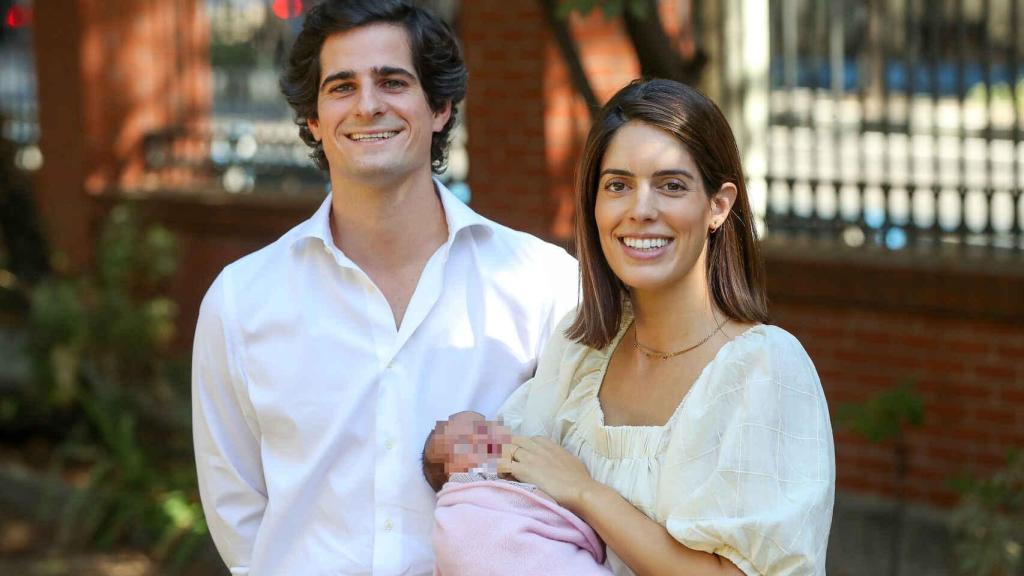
[499,435,600,512]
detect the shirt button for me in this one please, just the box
[383,519,394,532]
[384,439,395,450]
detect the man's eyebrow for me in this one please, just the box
[320,70,354,91]
[375,65,417,80]
[319,66,418,91]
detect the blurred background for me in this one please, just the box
[0,0,1021,574]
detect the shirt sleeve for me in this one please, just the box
[663,330,835,576]
[498,309,578,438]
[192,273,267,575]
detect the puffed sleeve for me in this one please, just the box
[662,327,835,576]
[497,309,580,438]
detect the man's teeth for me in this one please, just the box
[623,237,671,250]
[349,131,399,142]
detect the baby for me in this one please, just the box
[422,411,612,575]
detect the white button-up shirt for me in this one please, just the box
[192,181,579,576]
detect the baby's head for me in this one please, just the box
[422,411,512,492]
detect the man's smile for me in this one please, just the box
[346,129,402,142]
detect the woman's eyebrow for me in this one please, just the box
[599,168,633,177]
[598,168,696,179]
[652,169,695,179]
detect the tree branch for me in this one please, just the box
[620,0,706,85]
[537,0,600,118]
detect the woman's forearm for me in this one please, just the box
[571,482,745,576]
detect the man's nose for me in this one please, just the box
[355,86,385,117]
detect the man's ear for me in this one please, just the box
[431,101,453,132]
[710,182,738,231]
[307,117,322,142]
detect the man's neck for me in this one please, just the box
[328,171,448,267]
[327,170,449,328]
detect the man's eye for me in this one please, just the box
[382,79,406,89]
[330,84,354,93]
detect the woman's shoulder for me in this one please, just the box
[700,322,821,399]
[721,323,813,367]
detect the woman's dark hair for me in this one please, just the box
[279,0,467,173]
[566,79,769,349]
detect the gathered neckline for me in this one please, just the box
[589,310,765,434]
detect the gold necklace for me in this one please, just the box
[632,316,727,360]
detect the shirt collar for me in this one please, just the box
[290,178,494,256]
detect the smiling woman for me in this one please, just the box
[498,79,835,576]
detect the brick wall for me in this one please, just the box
[767,245,1024,507]
[33,0,210,270]
[460,0,552,237]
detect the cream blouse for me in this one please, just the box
[498,310,835,576]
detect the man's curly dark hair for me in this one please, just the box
[279,0,467,173]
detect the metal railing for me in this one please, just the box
[0,7,40,172]
[766,0,1024,250]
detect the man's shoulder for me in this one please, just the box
[208,218,313,299]
[469,215,577,270]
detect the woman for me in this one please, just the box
[499,79,835,575]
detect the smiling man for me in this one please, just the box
[190,1,579,575]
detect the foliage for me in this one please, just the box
[557,0,651,20]
[950,452,1024,576]
[835,382,925,444]
[19,205,207,566]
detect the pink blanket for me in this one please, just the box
[433,480,612,575]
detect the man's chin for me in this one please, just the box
[329,161,411,185]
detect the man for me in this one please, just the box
[191,1,579,575]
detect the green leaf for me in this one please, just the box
[601,0,624,19]
[556,0,592,19]
[834,382,924,444]
[625,0,650,19]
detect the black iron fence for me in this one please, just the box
[0,2,39,172]
[766,0,1024,250]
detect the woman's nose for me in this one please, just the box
[628,184,658,221]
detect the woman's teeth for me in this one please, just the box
[622,237,671,250]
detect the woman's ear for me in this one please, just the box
[709,182,738,232]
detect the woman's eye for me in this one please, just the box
[604,180,627,193]
[663,181,687,193]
